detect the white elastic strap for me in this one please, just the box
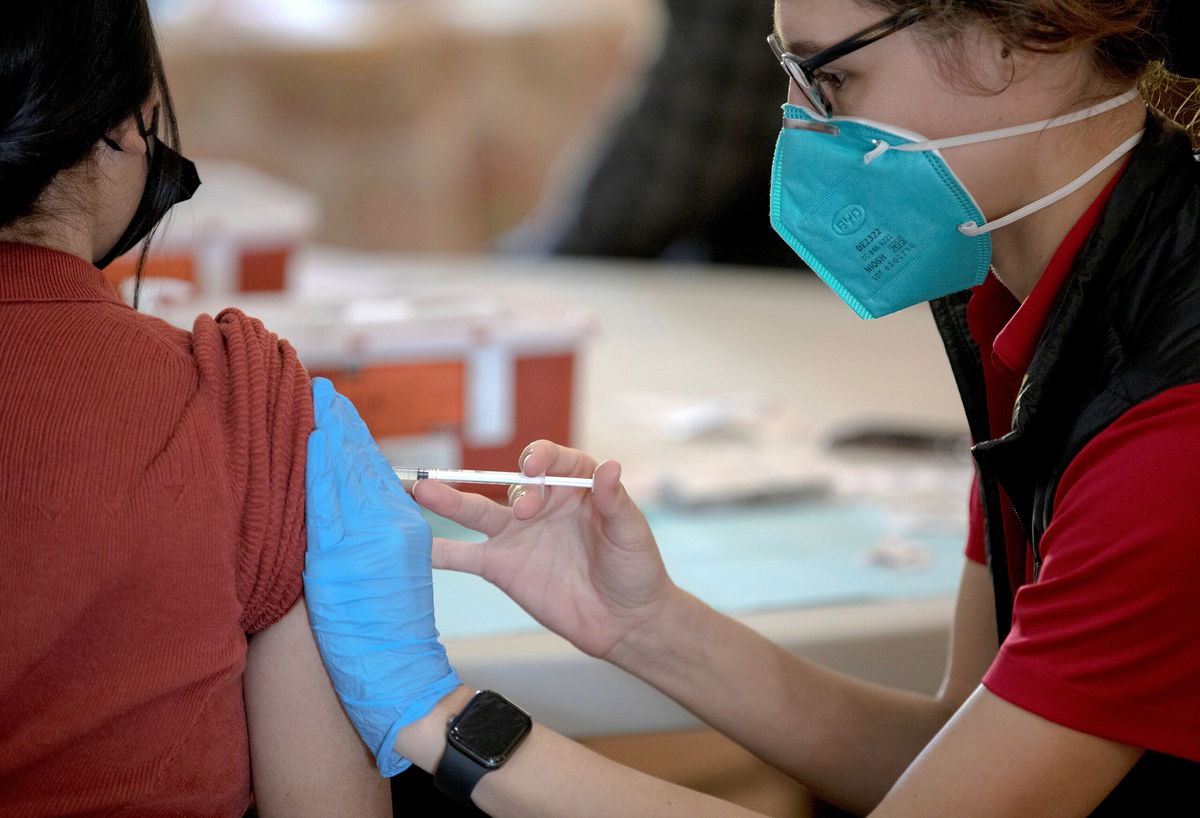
[864,88,1141,163]
[958,129,1144,237]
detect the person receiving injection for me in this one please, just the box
[304,0,1200,815]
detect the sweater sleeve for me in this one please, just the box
[194,308,315,634]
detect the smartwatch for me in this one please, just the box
[433,690,533,808]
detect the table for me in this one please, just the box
[295,250,970,736]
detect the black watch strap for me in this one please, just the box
[434,741,488,809]
[433,690,532,809]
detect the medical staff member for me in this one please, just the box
[304,0,1200,815]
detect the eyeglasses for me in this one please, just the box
[102,105,162,154]
[138,105,162,141]
[768,8,924,118]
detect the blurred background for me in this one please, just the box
[134,2,970,816]
[155,0,657,255]
[149,0,798,264]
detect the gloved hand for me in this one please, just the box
[304,377,461,776]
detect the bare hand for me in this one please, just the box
[413,441,675,661]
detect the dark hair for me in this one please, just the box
[0,0,180,232]
[861,0,1200,136]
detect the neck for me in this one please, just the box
[0,168,102,265]
[0,220,94,263]
[989,99,1144,301]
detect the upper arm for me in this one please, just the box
[244,596,391,817]
[938,467,998,712]
[195,308,315,635]
[871,687,1141,818]
[939,558,997,711]
[205,313,386,811]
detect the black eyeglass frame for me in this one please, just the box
[102,105,161,153]
[768,8,925,117]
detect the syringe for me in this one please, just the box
[394,468,594,489]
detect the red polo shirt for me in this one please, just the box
[0,242,313,815]
[964,178,1200,761]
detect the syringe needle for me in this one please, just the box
[394,468,594,489]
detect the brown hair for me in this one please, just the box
[861,0,1200,137]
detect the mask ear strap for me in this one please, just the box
[958,129,1144,236]
[862,88,1141,165]
[891,88,1142,155]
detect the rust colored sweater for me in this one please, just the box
[0,242,314,816]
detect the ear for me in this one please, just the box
[101,115,145,154]
[982,34,1019,92]
[952,19,1021,94]
[101,95,160,154]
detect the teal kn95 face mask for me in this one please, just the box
[769,89,1144,319]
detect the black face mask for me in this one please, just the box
[94,107,201,270]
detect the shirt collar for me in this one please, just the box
[976,168,1126,379]
[0,241,124,304]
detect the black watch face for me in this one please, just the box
[449,691,532,768]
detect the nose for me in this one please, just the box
[786,82,806,108]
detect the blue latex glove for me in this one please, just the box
[304,377,462,776]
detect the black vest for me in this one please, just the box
[930,113,1200,814]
